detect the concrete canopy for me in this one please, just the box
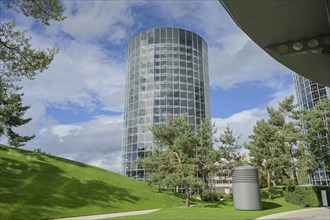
[220,0,330,86]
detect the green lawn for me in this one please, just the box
[0,144,303,220]
[0,144,185,220]
[110,187,302,220]
[111,198,301,220]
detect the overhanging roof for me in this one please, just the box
[220,0,330,86]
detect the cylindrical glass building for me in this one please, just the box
[122,28,210,179]
[292,72,330,186]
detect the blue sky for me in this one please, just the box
[1,0,295,172]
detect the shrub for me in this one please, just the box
[284,186,330,207]
[201,191,221,202]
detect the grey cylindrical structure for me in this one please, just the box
[232,164,262,210]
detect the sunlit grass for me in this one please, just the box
[110,187,302,220]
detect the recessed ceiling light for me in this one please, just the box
[324,36,330,45]
[292,42,303,51]
[307,39,319,48]
[278,45,288,53]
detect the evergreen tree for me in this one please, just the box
[248,96,329,193]
[267,95,300,185]
[295,143,316,185]
[139,115,216,207]
[301,98,330,169]
[218,125,242,162]
[137,148,171,192]
[195,118,217,188]
[248,96,329,192]
[247,119,280,199]
[217,125,243,180]
[0,81,34,147]
[0,0,65,146]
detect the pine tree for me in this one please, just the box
[218,125,242,162]
[217,125,243,182]
[248,96,329,193]
[247,119,280,199]
[0,0,65,147]
[137,148,171,192]
[267,95,300,185]
[296,143,316,185]
[195,118,217,189]
[301,98,330,169]
[0,81,34,147]
[139,115,216,207]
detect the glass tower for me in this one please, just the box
[122,28,210,179]
[293,73,330,110]
[293,72,330,186]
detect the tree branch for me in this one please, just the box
[31,0,53,21]
[1,39,38,70]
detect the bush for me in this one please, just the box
[201,191,221,202]
[284,186,330,207]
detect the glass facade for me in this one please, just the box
[293,72,330,186]
[122,28,210,179]
[293,73,330,110]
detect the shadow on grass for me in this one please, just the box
[203,198,233,207]
[262,201,282,210]
[0,156,140,219]
[201,200,282,210]
[0,145,9,152]
[201,203,223,208]
[261,187,285,199]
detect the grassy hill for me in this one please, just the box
[0,144,185,220]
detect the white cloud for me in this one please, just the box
[12,102,57,139]
[209,40,291,89]
[60,1,142,43]
[88,151,122,173]
[212,108,267,145]
[46,115,122,153]
[212,84,296,149]
[20,38,126,112]
[152,1,199,20]
[23,115,123,172]
[52,125,81,140]
[267,81,296,107]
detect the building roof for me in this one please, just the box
[220,0,330,86]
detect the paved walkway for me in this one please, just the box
[257,207,330,220]
[53,209,160,220]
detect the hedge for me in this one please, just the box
[201,191,222,202]
[284,186,330,207]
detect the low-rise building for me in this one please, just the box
[210,162,233,194]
